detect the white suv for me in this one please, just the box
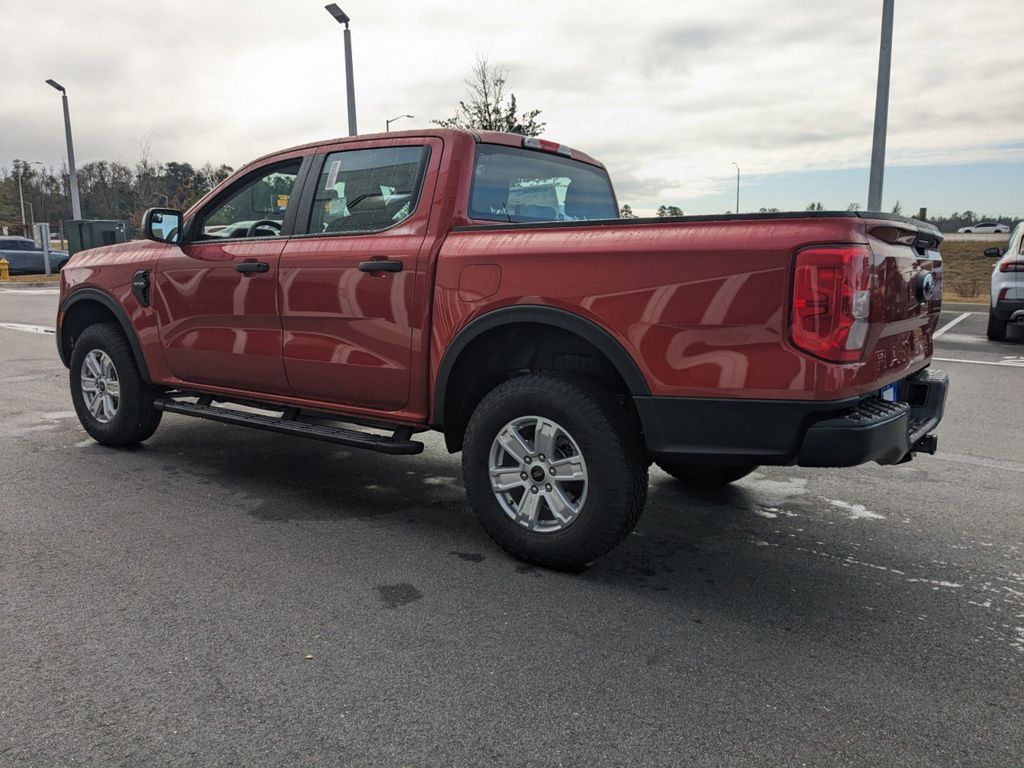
[960,221,1010,234]
[986,222,1024,341]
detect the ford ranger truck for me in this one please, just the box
[56,129,948,570]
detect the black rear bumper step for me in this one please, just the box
[154,397,424,455]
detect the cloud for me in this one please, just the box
[3,0,1022,214]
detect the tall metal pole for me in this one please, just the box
[343,26,357,136]
[61,91,82,219]
[732,162,740,213]
[868,0,894,212]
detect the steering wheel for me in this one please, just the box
[245,219,281,238]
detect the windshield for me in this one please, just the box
[469,144,617,224]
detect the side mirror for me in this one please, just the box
[143,208,183,244]
[983,247,1003,258]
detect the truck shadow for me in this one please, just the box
[142,419,944,634]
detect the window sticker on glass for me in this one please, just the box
[325,159,342,191]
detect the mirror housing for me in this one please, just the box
[143,208,183,244]
[983,247,1003,258]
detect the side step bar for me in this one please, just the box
[154,396,424,455]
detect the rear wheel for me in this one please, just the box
[987,312,1008,342]
[656,458,757,488]
[462,374,647,571]
[70,323,162,446]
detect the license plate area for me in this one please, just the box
[880,383,899,402]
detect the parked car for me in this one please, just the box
[984,222,1024,340]
[958,221,1010,234]
[0,236,70,275]
[55,129,949,570]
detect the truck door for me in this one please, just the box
[278,139,441,411]
[154,155,308,394]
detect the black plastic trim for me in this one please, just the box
[59,287,152,382]
[992,299,1024,321]
[637,394,861,464]
[433,306,650,426]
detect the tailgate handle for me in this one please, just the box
[359,259,403,273]
[236,261,270,274]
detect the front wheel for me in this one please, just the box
[462,374,648,571]
[655,458,757,487]
[987,312,1008,342]
[69,323,162,446]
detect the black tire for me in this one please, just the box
[462,373,648,571]
[987,312,1008,342]
[655,458,757,487]
[69,323,162,446]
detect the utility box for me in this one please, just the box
[66,219,129,256]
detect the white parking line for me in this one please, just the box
[0,288,60,295]
[933,356,1024,368]
[0,322,55,335]
[933,312,972,339]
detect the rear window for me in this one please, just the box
[469,144,617,224]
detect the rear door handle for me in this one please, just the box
[359,259,403,273]
[236,261,270,274]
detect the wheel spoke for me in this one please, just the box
[544,486,577,524]
[489,467,526,493]
[102,394,117,421]
[105,380,120,398]
[497,426,531,464]
[80,378,98,393]
[85,353,102,377]
[533,418,558,459]
[87,393,103,417]
[550,457,586,482]
[516,490,541,529]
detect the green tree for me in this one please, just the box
[619,204,637,219]
[806,202,824,211]
[891,200,902,215]
[847,202,861,211]
[657,205,683,217]
[434,55,546,136]
[758,207,780,213]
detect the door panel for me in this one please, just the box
[155,239,290,393]
[279,140,440,410]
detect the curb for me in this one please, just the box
[0,281,60,289]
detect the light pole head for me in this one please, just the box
[45,79,66,93]
[324,4,350,26]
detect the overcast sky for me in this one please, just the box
[3,0,1022,216]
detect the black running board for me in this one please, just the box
[154,397,424,455]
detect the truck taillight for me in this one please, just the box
[791,245,872,363]
[999,261,1024,273]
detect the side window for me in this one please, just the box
[196,160,301,240]
[304,146,427,235]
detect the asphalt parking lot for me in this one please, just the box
[1,287,1022,767]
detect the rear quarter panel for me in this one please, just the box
[431,216,940,412]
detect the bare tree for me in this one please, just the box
[435,55,546,136]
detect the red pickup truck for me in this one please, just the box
[57,129,948,569]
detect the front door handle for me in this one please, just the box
[236,261,270,274]
[359,259,403,273]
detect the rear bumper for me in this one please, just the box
[992,299,1024,322]
[636,368,949,468]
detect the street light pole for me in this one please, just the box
[868,0,894,211]
[386,114,415,132]
[45,79,82,220]
[324,5,357,136]
[732,162,740,213]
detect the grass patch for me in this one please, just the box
[939,240,999,302]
